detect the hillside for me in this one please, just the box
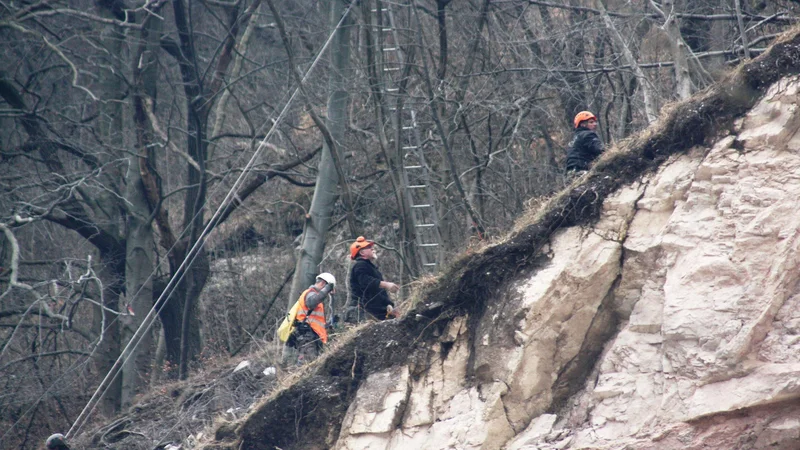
[71,28,800,450]
[216,29,800,450]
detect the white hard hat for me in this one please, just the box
[316,272,336,286]
[46,434,69,450]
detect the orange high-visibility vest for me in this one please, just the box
[296,288,328,344]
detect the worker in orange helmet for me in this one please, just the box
[565,111,604,173]
[348,236,400,322]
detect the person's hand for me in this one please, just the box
[383,282,400,293]
[386,305,400,319]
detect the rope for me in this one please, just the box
[65,2,355,439]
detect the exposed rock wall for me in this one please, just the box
[225,32,800,450]
[511,75,800,450]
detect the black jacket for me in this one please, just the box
[349,257,393,320]
[565,126,604,172]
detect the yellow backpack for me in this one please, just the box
[276,300,302,343]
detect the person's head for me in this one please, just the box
[573,111,598,131]
[315,272,336,292]
[45,434,70,450]
[350,236,376,261]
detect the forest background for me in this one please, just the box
[1,0,797,448]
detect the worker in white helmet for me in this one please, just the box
[282,272,336,366]
[45,434,70,450]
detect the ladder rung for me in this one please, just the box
[411,204,431,208]
[404,165,422,169]
[419,243,439,247]
[416,223,435,227]
[407,185,426,189]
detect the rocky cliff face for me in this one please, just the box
[220,33,800,450]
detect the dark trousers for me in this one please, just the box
[281,324,322,366]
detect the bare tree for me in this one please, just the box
[2,0,798,447]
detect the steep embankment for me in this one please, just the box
[210,30,800,450]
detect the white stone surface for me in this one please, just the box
[504,414,557,450]
[339,365,410,436]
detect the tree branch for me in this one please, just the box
[143,97,202,172]
[205,0,262,97]
[265,0,359,237]
[0,350,92,373]
[412,0,487,236]
[4,22,99,100]
[207,147,320,227]
[14,8,143,28]
[509,0,795,22]
[598,0,657,123]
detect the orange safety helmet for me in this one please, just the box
[573,111,597,129]
[350,236,374,260]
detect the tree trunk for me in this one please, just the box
[164,0,215,379]
[92,250,125,415]
[734,0,751,59]
[534,3,585,125]
[289,0,353,305]
[121,5,163,408]
[436,0,451,81]
[210,2,262,158]
[149,327,166,385]
[598,0,658,123]
[122,191,155,405]
[653,0,693,100]
[176,249,208,380]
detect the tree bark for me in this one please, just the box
[91,249,125,416]
[124,6,161,407]
[436,0,452,80]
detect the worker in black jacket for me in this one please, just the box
[348,236,400,321]
[565,111,604,173]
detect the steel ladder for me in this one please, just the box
[371,1,444,273]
